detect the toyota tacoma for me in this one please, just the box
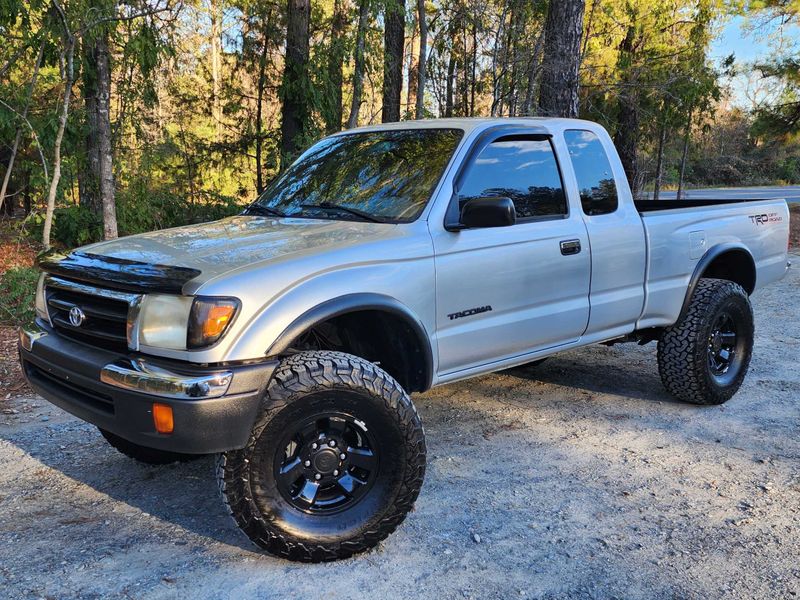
[19,118,791,562]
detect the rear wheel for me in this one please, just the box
[657,278,754,405]
[217,350,426,562]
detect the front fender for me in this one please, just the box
[219,259,438,372]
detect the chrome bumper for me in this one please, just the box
[100,360,232,399]
[20,328,232,399]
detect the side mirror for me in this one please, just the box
[459,196,516,229]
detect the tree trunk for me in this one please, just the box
[677,108,693,200]
[325,0,347,133]
[96,30,117,239]
[414,0,427,118]
[81,36,101,216]
[0,39,44,213]
[614,97,640,197]
[406,10,418,112]
[346,0,370,128]
[507,0,520,116]
[521,29,545,116]
[653,122,666,201]
[255,29,269,193]
[22,167,31,216]
[43,39,75,250]
[581,0,598,63]
[460,22,469,116]
[280,0,311,162]
[495,4,514,117]
[490,1,508,117]
[445,53,455,117]
[382,0,405,123]
[537,0,585,118]
[82,13,118,239]
[211,0,222,142]
[613,24,640,197]
[470,17,477,116]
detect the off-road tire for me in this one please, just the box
[98,428,199,464]
[657,278,754,405]
[216,350,426,562]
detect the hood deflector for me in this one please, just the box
[37,250,201,294]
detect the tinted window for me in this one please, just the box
[458,137,566,220]
[564,130,618,216]
[253,129,462,223]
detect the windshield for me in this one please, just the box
[249,128,463,223]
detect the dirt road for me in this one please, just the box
[1,260,798,599]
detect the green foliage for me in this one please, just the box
[31,190,244,250]
[53,204,103,247]
[2,0,799,242]
[0,266,38,328]
[23,206,100,248]
[115,182,244,237]
[752,59,800,138]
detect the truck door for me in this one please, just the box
[431,131,591,375]
[562,129,646,338]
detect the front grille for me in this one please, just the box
[24,361,115,415]
[45,278,135,352]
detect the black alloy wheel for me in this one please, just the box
[658,278,754,405]
[274,411,379,514]
[706,312,741,382]
[217,351,426,562]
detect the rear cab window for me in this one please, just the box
[564,130,619,216]
[458,136,567,221]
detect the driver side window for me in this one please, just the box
[458,136,567,221]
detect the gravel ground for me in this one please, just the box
[1,259,799,600]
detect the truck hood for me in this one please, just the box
[79,215,395,288]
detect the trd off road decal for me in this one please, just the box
[447,305,493,320]
[749,212,783,225]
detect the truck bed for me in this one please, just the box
[635,198,790,330]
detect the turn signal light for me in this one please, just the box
[152,403,174,434]
[187,297,240,349]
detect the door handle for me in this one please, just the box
[560,239,581,255]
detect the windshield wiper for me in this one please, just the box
[244,204,286,218]
[299,202,387,223]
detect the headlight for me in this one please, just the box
[137,294,239,350]
[138,294,194,349]
[35,274,48,321]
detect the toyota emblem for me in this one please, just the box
[68,306,86,327]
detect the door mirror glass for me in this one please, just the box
[459,196,516,228]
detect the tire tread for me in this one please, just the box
[657,278,753,405]
[216,350,426,562]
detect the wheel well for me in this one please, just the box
[282,310,431,393]
[699,249,756,294]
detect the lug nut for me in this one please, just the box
[304,460,311,467]
[314,473,322,480]
[311,443,318,450]
[339,453,346,460]
[333,470,339,476]
[328,440,336,447]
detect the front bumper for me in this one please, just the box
[19,322,278,454]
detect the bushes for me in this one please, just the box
[0,266,38,328]
[37,186,245,249]
[115,181,244,236]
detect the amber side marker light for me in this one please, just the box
[187,297,239,349]
[153,403,174,434]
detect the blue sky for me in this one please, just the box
[711,15,799,106]
[712,15,798,62]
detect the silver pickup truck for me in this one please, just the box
[19,118,790,562]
